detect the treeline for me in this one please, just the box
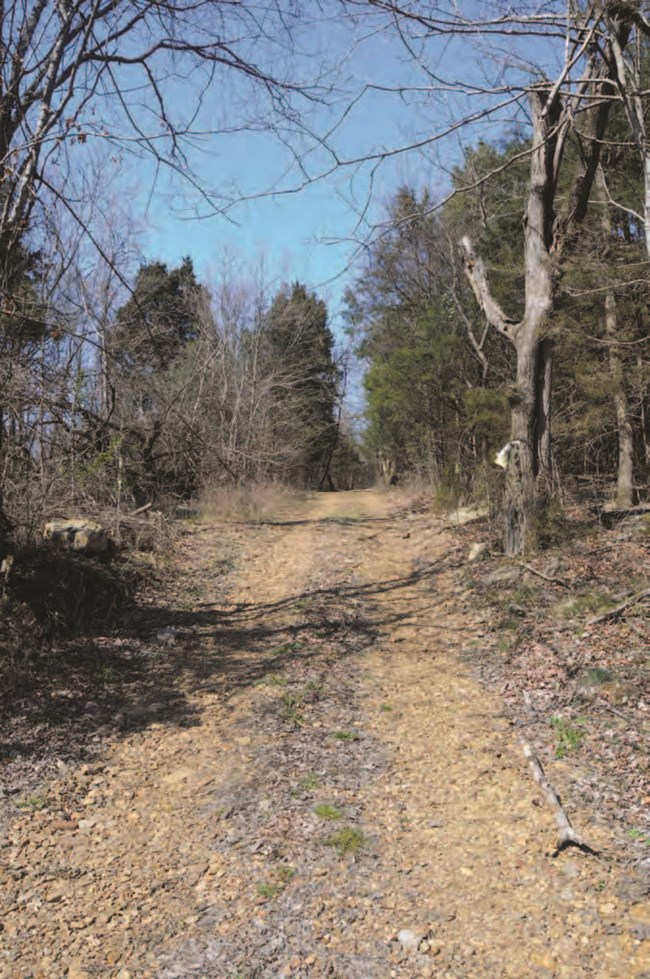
[347,128,648,518]
[1,248,368,542]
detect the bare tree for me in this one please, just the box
[460,4,636,552]
[0,0,328,551]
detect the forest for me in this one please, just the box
[1,6,649,974]
[0,0,647,617]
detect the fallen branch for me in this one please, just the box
[130,502,153,516]
[519,735,598,856]
[516,561,568,587]
[587,587,650,626]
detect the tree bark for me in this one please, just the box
[536,337,554,494]
[597,164,635,507]
[606,291,635,507]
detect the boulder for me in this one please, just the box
[468,542,490,563]
[43,518,109,554]
[449,505,489,526]
[484,565,522,585]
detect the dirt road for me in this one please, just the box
[2,490,648,977]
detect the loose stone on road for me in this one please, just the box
[1,490,647,977]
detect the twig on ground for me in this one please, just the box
[519,735,598,856]
[587,588,650,626]
[596,699,634,725]
[515,561,569,587]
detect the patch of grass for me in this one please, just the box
[292,774,320,796]
[628,828,650,844]
[256,882,280,899]
[380,703,394,713]
[304,679,323,698]
[584,666,614,686]
[324,826,367,856]
[535,498,576,548]
[92,662,119,684]
[561,591,612,619]
[268,674,288,687]
[198,481,297,524]
[495,634,516,654]
[256,864,294,899]
[314,804,343,820]
[293,597,313,610]
[267,640,304,657]
[276,865,295,884]
[16,794,48,811]
[333,730,360,742]
[278,692,304,726]
[550,715,586,758]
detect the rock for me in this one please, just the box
[156,628,178,644]
[44,518,108,554]
[468,542,490,563]
[396,929,420,952]
[507,603,526,616]
[484,565,521,585]
[449,505,489,526]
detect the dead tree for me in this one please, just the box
[460,6,635,554]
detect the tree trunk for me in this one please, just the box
[606,291,634,507]
[506,332,539,554]
[502,85,560,554]
[536,338,554,493]
[597,164,635,507]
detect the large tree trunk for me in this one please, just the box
[536,338,554,491]
[597,164,635,507]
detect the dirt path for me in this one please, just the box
[1,490,648,978]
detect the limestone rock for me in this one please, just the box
[468,542,490,563]
[449,505,489,526]
[44,518,108,554]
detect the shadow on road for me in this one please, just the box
[0,543,456,792]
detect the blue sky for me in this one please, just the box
[121,4,563,342]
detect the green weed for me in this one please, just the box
[256,864,294,899]
[267,640,304,657]
[256,882,280,898]
[324,826,367,856]
[561,591,612,619]
[278,692,304,726]
[17,794,48,811]
[92,662,118,684]
[333,730,360,742]
[380,703,394,713]
[314,804,343,820]
[550,715,586,758]
[291,774,320,796]
[268,674,288,687]
[628,828,650,844]
[584,667,614,686]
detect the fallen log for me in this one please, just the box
[587,588,650,626]
[515,561,568,588]
[519,735,598,856]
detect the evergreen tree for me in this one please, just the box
[111,257,206,374]
[264,283,340,487]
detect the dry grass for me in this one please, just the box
[197,482,302,524]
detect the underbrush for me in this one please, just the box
[197,481,302,523]
[461,507,649,859]
[0,546,144,672]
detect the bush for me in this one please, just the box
[196,482,299,523]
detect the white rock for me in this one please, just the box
[44,518,108,554]
[468,542,490,563]
[397,929,420,952]
[449,505,489,526]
